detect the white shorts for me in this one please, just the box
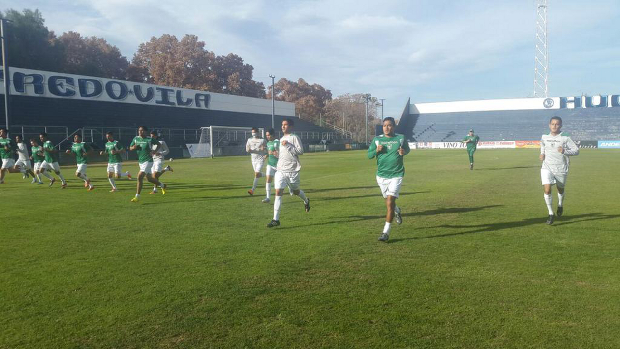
[152,159,164,173]
[252,159,264,173]
[41,161,60,172]
[107,163,122,174]
[275,171,300,191]
[376,176,403,198]
[1,158,15,169]
[33,162,43,172]
[139,161,153,174]
[266,165,277,177]
[76,163,87,175]
[541,168,567,188]
[16,159,32,170]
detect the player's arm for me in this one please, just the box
[539,138,545,161]
[367,138,378,158]
[399,137,410,156]
[245,139,252,153]
[562,137,579,156]
[159,141,169,156]
[129,138,139,151]
[283,135,303,156]
[150,139,160,155]
[65,148,75,156]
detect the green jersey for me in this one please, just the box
[105,140,124,164]
[463,135,480,151]
[70,142,90,164]
[43,140,59,163]
[130,136,158,164]
[367,133,410,178]
[266,139,280,167]
[31,145,45,163]
[0,137,15,159]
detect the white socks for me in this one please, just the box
[383,222,391,234]
[252,177,259,191]
[122,171,130,177]
[57,173,66,184]
[41,171,53,180]
[558,192,564,207]
[78,173,89,183]
[297,190,308,203]
[544,194,553,215]
[265,182,271,199]
[108,178,117,189]
[273,196,282,220]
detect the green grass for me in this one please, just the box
[1,149,620,348]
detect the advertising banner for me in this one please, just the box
[477,141,516,149]
[576,141,598,148]
[598,140,620,149]
[515,140,541,148]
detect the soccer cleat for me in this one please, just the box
[48,178,55,187]
[378,233,390,242]
[110,188,118,193]
[262,198,270,203]
[126,172,133,180]
[470,163,474,170]
[247,189,254,196]
[304,198,311,213]
[546,215,554,225]
[160,183,167,195]
[38,181,43,185]
[61,183,67,189]
[149,189,157,194]
[395,207,402,225]
[557,206,563,217]
[267,219,280,228]
[31,178,37,184]
[88,185,94,191]
[165,165,173,172]
[130,197,139,203]
[84,180,89,188]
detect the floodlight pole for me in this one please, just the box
[379,98,385,120]
[269,74,275,129]
[1,19,11,131]
[364,94,371,145]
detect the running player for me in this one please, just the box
[367,117,411,242]
[540,116,579,225]
[262,128,279,203]
[65,134,94,191]
[129,126,166,202]
[15,135,37,181]
[30,138,45,184]
[0,128,21,184]
[100,131,131,192]
[39,132,67,188]
[245,127,267,196]
[462,129,479,170]
[267,119,310,228]
[149,130,172,194]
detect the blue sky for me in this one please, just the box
[3,0,620,117]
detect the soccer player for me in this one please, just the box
[262,128,279,203]
[149,131,172,194]
[39,132,67,188]
[100,131,132,192]
[65,134,94,191]
[246,127,267,196]
[267,119,310,228]
[540,116,579,225]
[30,138,45,184]
[129,126,166,202]
[462,129,480,170]
[15,135,37,182]
[0,128,21,184]
[367,117,411,242]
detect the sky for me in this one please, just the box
[3,0,620,118]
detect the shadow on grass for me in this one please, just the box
[314,191,428,202]
[477,165,539,171]
[388,212,620,243]
[305,185,377,193]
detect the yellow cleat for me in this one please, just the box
[160,184,167,195]
[130,197,139,203]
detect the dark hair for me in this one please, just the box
[251,127,259,132]
[150,130,158,136]
[283,118,295,127]
[106,131,114,136]
[0,127,6,132]
[138,126,148,131]
[550,116,562,124]
[266,128,275,135]
[15,134,22,139]
[383,117,396,126]
[30,138,38,143]
[40,132,48,137]
[74,134,82,139]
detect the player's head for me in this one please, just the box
[382,117,396,136]
[138,126,148,137]
[282,118,294,134]
[106,131,114,141]
[150,130,159,139]
[15,134,23,143]
[0,127,7,137]
[549,116,562,134]
[469,129,474,135]
[30,138,39,146]
[39,132,48,141]
[73,134,82,142]
[251,127,259,138]
[266,128,275,141]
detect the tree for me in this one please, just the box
[213,53,265,98]
[267,78,332,124]
[57,31,129,79]
[323,93,380,142]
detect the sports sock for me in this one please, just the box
[383,222,391,234]
[252,177,259,191]
[297,190,308,203]
[58,173,66,184]
[36,174,43,182]
[41,171,53,180]
[122,171,129,177]
[265,182,271,199]
[108,178,117,189]
[135,193,140,198]
[395,206,401,214]
[544,194,553,215]
[557,192,564,207]
[273,196,282,220]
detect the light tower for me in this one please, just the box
[534,0,549,98]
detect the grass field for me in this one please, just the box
[2,149,620,348]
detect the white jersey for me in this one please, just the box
[246,137,267,162]
[277,133,303,172]
[541,133,579,175]
[16,142,30,161]
[152,140,169,161]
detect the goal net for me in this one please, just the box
[187,126,264,158]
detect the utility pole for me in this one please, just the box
[364,94,371,145]
[379,98,385,120]
[1,19,12,131]
[269,75,275,129]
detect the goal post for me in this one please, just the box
[187,126,264,158]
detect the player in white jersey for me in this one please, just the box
[539,116,579,225]
[149,131,173,194]
[14,135,37,182]
[267,119,310,228]
[245,127,267,196]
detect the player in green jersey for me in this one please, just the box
[39,132,67,188]
[129,126,166,202]
[462,129,480,170]
[262,128,279,203]
[367,117,411,242]
[0,128,22,184]
[65,134,94,191]
[100,131,132,192]
[30,138,46,184]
